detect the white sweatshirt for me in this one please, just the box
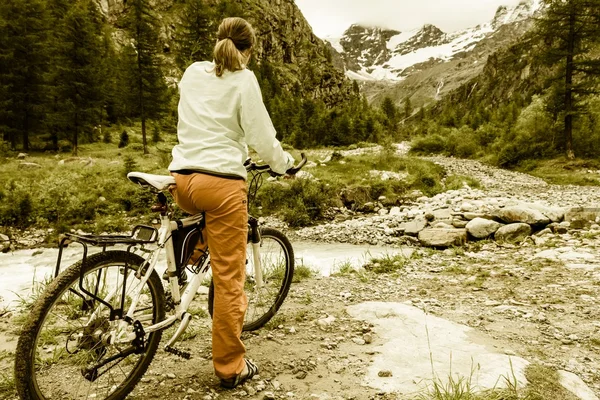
[168,61,294,179]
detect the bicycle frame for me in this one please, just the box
[112,212,211,346]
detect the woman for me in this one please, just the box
[168,17,294,388]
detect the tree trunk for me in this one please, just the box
[73,112,78,156]
[23,110,29,152]
[564,3,576,160]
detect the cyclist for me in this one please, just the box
[167,17,294,389]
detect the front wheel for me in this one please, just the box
[14,250,165,400]
[208,227,295,331]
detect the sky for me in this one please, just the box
[294,0,524,38]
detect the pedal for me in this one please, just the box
[165,345,191,359]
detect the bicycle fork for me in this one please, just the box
[249,217,264,288]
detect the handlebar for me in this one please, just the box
[245,153,308,176]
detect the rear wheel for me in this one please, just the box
[15,250,165,400]
[208,227,294,331]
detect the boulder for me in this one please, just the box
[466,218,503,239]
[494,206,550,226]
[564,207,600,228]
[519,202,565,222]
[19,162,42,169]
[404,217,428,237]
[0,233,9,253]
[495,223,532,243]
[17,153,28,159]
[418,229,468,248]
[452,219,468,228]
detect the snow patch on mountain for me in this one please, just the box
[329,0,542,82]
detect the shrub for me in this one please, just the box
[410,134,446,155]
[151,124,161,144]
[255,179,340,227]
[122,155,139,178]
[118,130,129,148]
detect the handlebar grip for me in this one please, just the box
[286,152,308,175]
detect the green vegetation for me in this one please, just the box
[0,142,482,233]
[0,372,15,399]
[404,1,600,168]
[292,264,315,283]
[365,253,409,274]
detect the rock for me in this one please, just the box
[433,208,452,220]
[557,370,600,400]
[418,229,468,248]
[463,212,485,220]
[378,370,393,377]
[533,228,552,237]
[565,207,600,228]
[520,203,565,222]
[17,153,28,159]
[452,219,468,228]
[466,218,503,239]
[495,223,532,243]
[263,392,276,400]
[404,217,428,237]
[19,162,42,169]
[0,234,8,242]
[389,207,401,216]
[494,206,550,226]
[317,315,336,330]
[432,221,454,229]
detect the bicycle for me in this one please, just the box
[14,154,307,400]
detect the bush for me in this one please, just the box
[151,125,161,144]
[255,179,340,227]
[443,126,481,159]
[118,130,129,148]
[410,134,446,155]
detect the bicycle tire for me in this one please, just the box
[15,250,165,400]
[208,227,295,331]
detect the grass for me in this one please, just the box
[264,314,286,331]
[365,252,409,274]
[293,263,315,283]
[331,260,355,276]
[516,158,600,186]
[0,371,15,399]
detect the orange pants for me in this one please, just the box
[170,172,248,380]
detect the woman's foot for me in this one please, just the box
[220,359,259,389]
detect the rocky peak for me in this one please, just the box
[491,0,542,29]
[339,24,401,69]
[392,24,447,57]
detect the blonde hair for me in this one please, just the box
[213,17,255,77]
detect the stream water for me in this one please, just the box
[0,241,409,310]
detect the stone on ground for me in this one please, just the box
[495,223,532,243]
[466,218,503,239]
[418,229,467,248]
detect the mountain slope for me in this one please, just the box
[96,0,353,106]
[325,0,543,107]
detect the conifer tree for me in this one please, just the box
[52,0,105,155]
[380,96,398,133]
[403,97,412,120]
[122,0,169,154]
[174,0,214,72]
[534,0,600,158]
[0,0,50,150]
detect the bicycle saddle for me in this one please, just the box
[128,172,176,191]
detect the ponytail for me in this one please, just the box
[213,18,255,77]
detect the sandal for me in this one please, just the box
[220,359,259,389]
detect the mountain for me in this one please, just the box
[325,0,544,106]
[95,0,353,106]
